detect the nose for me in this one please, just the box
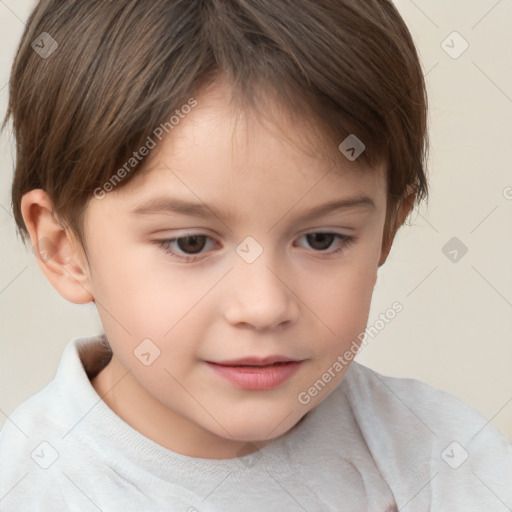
[223,254,300,331]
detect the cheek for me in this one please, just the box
[321,282,374,350]
[87,244,193,326]
[87,247,221,364]
[307,252,378,353]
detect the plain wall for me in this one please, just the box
[1,0,511,442]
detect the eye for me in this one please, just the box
[295,232,355,255]
[154,234,218,262]
[154,231,355,263]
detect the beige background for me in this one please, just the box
[1,0,511,442]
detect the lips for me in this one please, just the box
[210,355,298,366]
[205,356,304,390]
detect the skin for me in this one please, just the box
[21,79,414,459]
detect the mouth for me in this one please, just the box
[209,355,300,366]
[205,357,304,390]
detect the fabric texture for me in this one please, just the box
[0,336,511,511]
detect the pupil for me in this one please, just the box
[308,233,334,251]
[178,236,206,254]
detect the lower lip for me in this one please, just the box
[205,361,303,390]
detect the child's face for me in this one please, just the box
[82,80,389,458]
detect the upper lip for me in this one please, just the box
[208,356,301,366]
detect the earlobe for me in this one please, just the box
[20,189,94,304]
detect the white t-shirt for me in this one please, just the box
[0,336,510,511]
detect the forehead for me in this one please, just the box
[159,78,377,171]
[102,79,388,219]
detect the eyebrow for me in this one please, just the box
[130,194,376,222]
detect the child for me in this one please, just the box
[1,0,511,510]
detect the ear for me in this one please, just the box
[20,189,94,304]
[378,186,416,267]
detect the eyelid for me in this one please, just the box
[153,228,356,263]
[153,233,218,263]
[153,227,353,244]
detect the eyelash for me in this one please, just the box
[153,232,356,263]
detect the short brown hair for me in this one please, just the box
[3,0,429,248]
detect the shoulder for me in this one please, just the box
[0,370,65,456]
[0,337,101,455]
[339,361,512,509]
[0,337,110,511]
[0,379,68,510]
[342,361,508,441]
